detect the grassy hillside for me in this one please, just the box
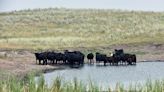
[0,8,164,50]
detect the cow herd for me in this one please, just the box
[34,50,84,67]
[34,49,136,67]
[94,49,136,66]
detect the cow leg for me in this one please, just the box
[52,60,53,64]
[104,61,107,66]
[43,60,45,65]
[116,61,118,66]
[56,60,58,64]
[42,60,44,65]
[78,61,80,65]
[121,61,123,65]
[45,60,47,65]
[109,61,111,66]
[63,60,65,64]
[39,60,41,65]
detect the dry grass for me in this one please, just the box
[0,8,164,50]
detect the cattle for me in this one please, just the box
[87,53,94,64]
[47,52,56,64]
[106,56,114,65]
[125,54,136,65]
[115,49,124,56]
[113,49,127,65]
[113,49,137,65]
[131,54,136,64]
[96,52,107,66]
[122,53,131,65]
[34,52,47,65]
[64,51,85,66]
[55,53,65,64]
[34,49,136,67]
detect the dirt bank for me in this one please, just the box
[0,43,164,79]
[0,51,67,80]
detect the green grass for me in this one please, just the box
[0,8,164,50]
[1,74,164,92]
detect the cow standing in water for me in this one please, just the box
[64,50,85,67]
[96,52,107,66]
[47,52,56,64]
[87,53,94,64]
[113,49,137,65]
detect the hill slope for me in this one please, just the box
[0,8,164,50]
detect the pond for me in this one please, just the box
[35,62,164,89]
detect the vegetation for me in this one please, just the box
[1,74,164,92]
[0,8,164,50]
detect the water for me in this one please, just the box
[35,62,164,89]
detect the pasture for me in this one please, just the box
[1,8,164,92]
[0,8,164,50]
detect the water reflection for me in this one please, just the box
[35,62,164,89]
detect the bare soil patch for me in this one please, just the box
[0,51,66,80]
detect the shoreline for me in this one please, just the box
[0,44,164,80]
[1,58,164,80]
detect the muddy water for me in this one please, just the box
[35,62,164,89]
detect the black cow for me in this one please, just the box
[113,49,126,65]
[125,54,136,65]
[115,49,124,56]
[55,53,65,64]
[106,56,114,65]
[34,52,47,65]
[87,53,94,64]
[131,54,136,64]
[96,52,107,66]
[64,51,85,66]
[113,49,137,65]
[47,52,56,64]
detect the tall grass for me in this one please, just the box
[1,74,164,92]
[0,8,164,50]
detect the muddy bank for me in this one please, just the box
[0,44,164,79]
[0,51,68,80]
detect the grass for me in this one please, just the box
[1,74,164,92]
[0,8,164,50]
